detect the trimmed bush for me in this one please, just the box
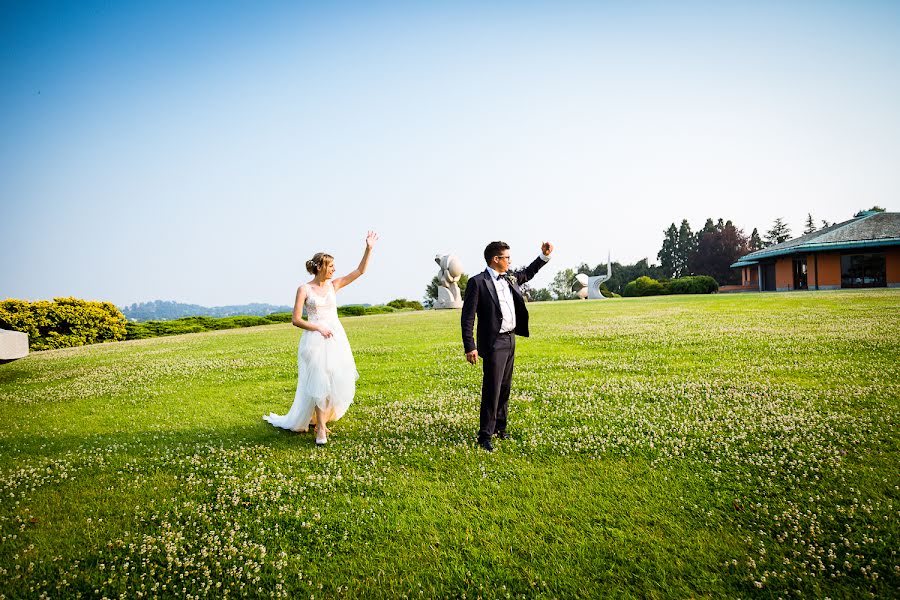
[623,276,666,297]
[0,297,127,351]
[622,275,719,297]
[338,305,366,317]
[264,312,293,323]
[387,298,424,311]
[668,275,719,294]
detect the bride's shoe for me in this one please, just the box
[315,425,328,446]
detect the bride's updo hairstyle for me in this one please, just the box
[305,252,334,275]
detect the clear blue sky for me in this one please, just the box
[2,1,899,307]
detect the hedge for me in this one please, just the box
[622,275,719,297]
[0,297,127,350]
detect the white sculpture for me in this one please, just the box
[572,254,613,300]
[0,329,29,363]
[434,253,464,309]
[573,273,590,299]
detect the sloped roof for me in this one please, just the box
[731,212,900,267]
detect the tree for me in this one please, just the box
[820,220,832,229]
[526,287,553,302]
[550,269,577,300]
[854,206,886,217]
[748,228,763,250]
[424,273,468,308]
[804,213,817,234]
[603,259,664,295]
[765,217,792,246]
[688,221,749,285]
[675,219,696,277]
[657,223,679,278]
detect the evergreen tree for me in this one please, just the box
[749,228,764,250]
[854,206,886,216]
[765,218,792,246]
[675,219,695,277]
[657,223,679,278]
[804,213,816,234]
[820,220,832,228]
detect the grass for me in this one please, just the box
[1,290,898,598]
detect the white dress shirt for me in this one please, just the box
[487,254,549,334]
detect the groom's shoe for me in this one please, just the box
[478,438,494,452]
[495,431,510,440]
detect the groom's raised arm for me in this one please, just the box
[517,242,553,284]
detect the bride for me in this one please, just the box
[263,231,378,445]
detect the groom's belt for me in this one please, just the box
[497,330,514,336]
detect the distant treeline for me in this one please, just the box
[126,301,422,340]
[120,300,293,322]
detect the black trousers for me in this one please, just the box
[479,332,515,441]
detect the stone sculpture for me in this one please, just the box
[0,329,28,363]
[434,253,464,309]
[572,254,613,300]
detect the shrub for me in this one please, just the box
[338,305,366,317]
[387,299,424,311]
[264,312,293,323]
[668,275,719,294]
[0,297,127,350]
[622,275,719,297]
[623,276,666,297]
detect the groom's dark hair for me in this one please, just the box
[484,241,510,264]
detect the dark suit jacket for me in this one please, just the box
[461,256,549,357]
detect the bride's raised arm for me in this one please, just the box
[333,231,378,292]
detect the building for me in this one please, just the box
[730,211,900,292]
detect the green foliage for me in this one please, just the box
[658,223,679,278]
[854,206,886,217]
[765,217,792,246]
[527,287,553,302]
[0,297,127,350]
[668,275,719,294]
[264,312,293,323]
[602,259,664,295]
[624,275,719,297]
[551,268,577,300]
[338,305,396,317]
[121,300,292,321]
[387,299,424,311]
[123,307,398,341]
[623,276,667,297]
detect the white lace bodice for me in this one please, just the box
[304,282,339,323]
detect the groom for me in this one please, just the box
[461,240,553,452]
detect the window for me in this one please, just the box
[792,257,808,290]
[841,253,886,288]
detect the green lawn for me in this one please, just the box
[1,290,898,598]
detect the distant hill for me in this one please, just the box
[120,300,293,322]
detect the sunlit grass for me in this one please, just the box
[1,290,898,598]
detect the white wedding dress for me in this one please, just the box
[263,281,358,431]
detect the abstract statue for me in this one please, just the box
[434,253,464,309]
[572,254,613,300]
[0,329,28,364]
